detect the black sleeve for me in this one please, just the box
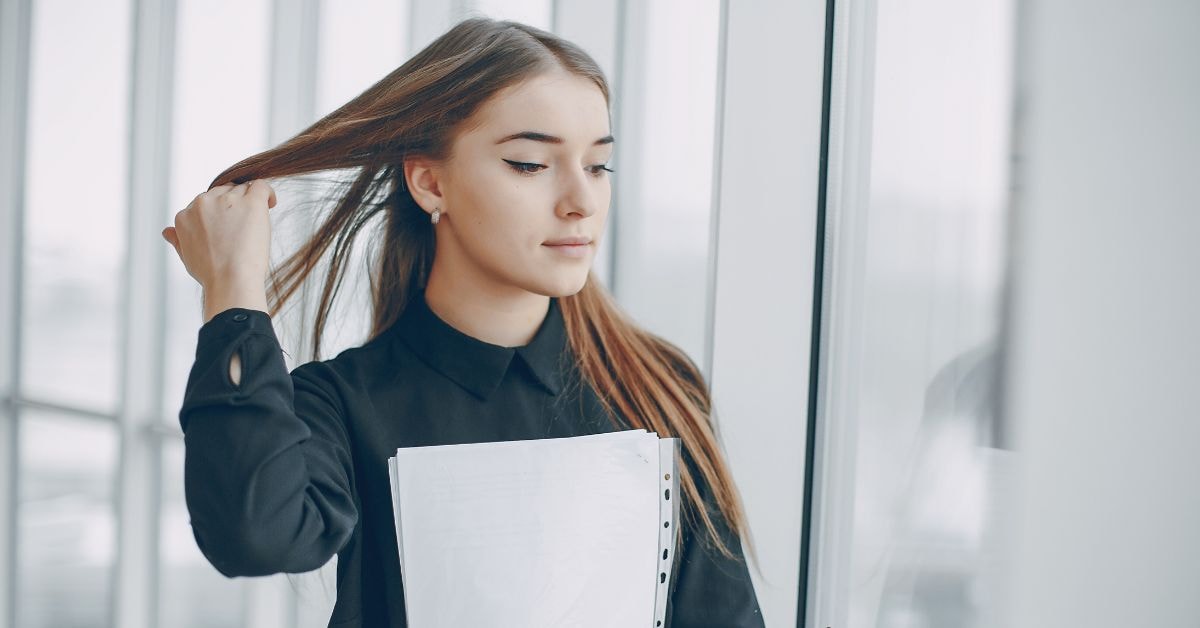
[666,448,766,628]
[178,307,358,578]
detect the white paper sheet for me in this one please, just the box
[388,430,676,627]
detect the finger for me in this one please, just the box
[162,227,181,255]
[245,180,276,210]
[216,181,251,203]
[201,183,237,207]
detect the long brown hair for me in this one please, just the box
[209,16,756,566]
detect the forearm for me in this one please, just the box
[202,279,268,323]
[179,309,357,577]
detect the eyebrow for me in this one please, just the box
[495,131,615,146]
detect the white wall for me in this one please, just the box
[1003,1,1200,627]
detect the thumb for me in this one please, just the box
[162,226,181,255]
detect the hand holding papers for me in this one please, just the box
[387,429,681,627]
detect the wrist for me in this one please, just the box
[202,282,269,323]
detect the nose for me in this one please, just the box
[555,167,601,219]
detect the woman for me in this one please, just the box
[162,17,763,627]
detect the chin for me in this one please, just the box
[528,271,589,298]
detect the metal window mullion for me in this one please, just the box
[803,0,879,626]
[254,2,321,626]
[0,0,32,626]
[608,0,645,304]
[113,0,177,627]
[268,0,320,147]
[702,0,731,387]
[267,0,320,368]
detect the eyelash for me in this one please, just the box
[504,159,615,177]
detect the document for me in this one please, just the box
[387,429,681,627]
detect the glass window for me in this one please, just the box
[16,412,119,628]
[20,0,132,413]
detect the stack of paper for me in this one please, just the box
[386,429,681,627]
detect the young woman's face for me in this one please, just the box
[426,68,613,298]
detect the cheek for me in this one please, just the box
[458,180,547,249]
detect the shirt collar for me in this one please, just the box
[393,291,567,400]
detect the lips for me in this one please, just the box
[544,237,592,246]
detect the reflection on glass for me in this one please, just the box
[16,412,118,628]
[163,0,272,422]
[613,0,721,366]
[159,440,245,628]
[833,1,1016,626]
[864,343,1006,628]
[20,0,131,412]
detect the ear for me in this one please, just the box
[403,156,445,217]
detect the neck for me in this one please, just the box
[422,264,550,348]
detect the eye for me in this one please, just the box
[503,159,546,175]
[588,164,615,177]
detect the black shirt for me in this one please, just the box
[178,290,765,627]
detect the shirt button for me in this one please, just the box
[232,313,249,322]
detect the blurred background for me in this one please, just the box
[0,0,1195,627]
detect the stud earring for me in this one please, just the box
[430,207,441,225]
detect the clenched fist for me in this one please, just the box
[163,179,276,322]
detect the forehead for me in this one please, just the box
[465,70,611,145]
